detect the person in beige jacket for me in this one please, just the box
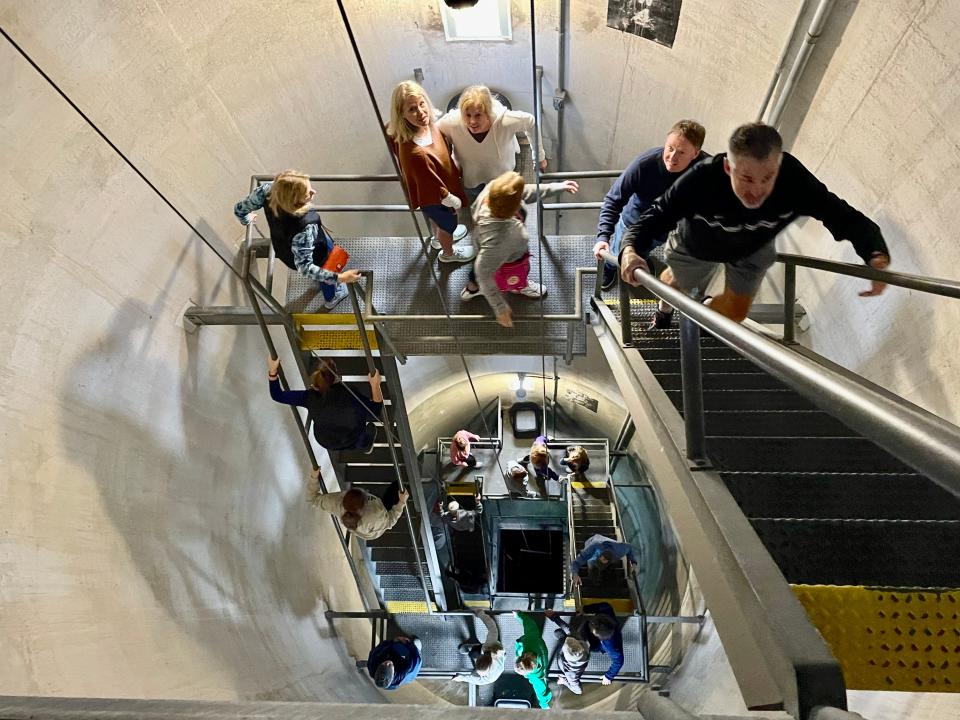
[314,478,409,541]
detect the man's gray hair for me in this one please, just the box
[728,122,783,162]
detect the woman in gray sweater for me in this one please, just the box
[459,171,578,327]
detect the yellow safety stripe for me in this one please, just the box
[792,585,960,692]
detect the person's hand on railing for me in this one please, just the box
[496,307,513,328]
[338,269,362,284]
[859,252,891,297]
[244,212,258,225]
[592,239,610,260]
[539,158,548,172]
[397,489,410,506]
[544,608,557,618]
[630,561,639,575]
[559,180,579,194]
[601,676,612,686]
[620,247,650,286]
[571,574,582,588]
[368,370,382,387]
[268,356,281,378]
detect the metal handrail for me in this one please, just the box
[346,285,435,611]
[565,479,582,610]
[238,242,375,612]
[778,252,960,298]
[601,249,960,499]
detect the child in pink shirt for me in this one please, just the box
[451,430,481,468]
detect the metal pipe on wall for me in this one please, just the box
[767,0,839,129]
[756,0,811,122]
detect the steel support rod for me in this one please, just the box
[783,261,797,344]
[600,249,960,498]
[542,201,603,210]
[253,173,399,182]
[679,315,709,467]
[541,170,622,179]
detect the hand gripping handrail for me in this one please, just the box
[600,250,960,499]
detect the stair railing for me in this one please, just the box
[237,240,376,611]
[777,252,960,342]
[347,284,445,612]
[600,248,960,503]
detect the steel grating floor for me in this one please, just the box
[285,228,599,357]
[387,611,646,678]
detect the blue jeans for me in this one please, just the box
[318,231,336,301]
[605,218,666,271]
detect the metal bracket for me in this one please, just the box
[552,88,567,111]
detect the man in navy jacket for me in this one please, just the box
[594,120,707,290]
[367,635,422,690]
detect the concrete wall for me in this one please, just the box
[0,6,386,703]
[769,0,960,424]
[4,0,959,712]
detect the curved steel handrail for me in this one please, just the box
[600,250,960,499]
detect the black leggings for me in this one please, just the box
[381,480,402,511]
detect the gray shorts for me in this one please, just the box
[665,233,777,297]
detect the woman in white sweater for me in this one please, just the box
[437,85,547,201]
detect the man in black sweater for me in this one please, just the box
[616,123,891,328]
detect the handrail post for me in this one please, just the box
[679,314,710,468]
[594,257,603,299]
[346,284,436,611]
[618,274,633,346]
[783,260,797,344]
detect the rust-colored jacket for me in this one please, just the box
[395,125,467,209]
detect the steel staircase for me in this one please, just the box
[609,297,960,692]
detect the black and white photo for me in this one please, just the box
[607,0,683,48]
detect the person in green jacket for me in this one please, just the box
[513,611,552,708]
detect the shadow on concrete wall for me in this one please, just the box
[57,224,379,702]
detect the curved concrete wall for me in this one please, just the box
[3,0,959,716]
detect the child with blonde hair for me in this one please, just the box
[459,171,578,327]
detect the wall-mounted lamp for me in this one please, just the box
[443,0,480,7]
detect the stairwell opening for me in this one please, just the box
[497,527,564,593]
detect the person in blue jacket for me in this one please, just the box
[569,533,638,588]
[367,635,423,690]
[592,120,707,290]
[579,602,624,684]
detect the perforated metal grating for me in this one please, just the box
[793,585,960,691]
[387,612,647,678]
[285,230,597,356]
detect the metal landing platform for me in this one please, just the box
[285,231,599,358]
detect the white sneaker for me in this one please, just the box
[514,281,546,298]
[323,284,349,309]
[430,225,468,249]
[438,245,476,264]
[460,285,482,301]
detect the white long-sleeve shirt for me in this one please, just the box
[437,103,546,188]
